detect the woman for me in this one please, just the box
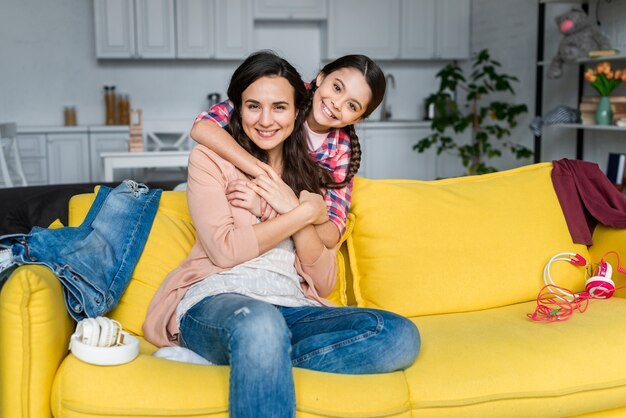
[143,51,420,418]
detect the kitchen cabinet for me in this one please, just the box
[356,122,437,180]
[214,0,253,59]
[327,0,400,60]
[94,0,175,58]
[17,134,48,185]
[433,0,471,59]
[253,0,327,20]
[47,133,91,185]
[89,129,131,182]
[96,0,252,60]
[17,126,132,185]
[176,0,216,58]
[326,0,470,60]
[135,0,176,58]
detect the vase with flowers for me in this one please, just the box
[585,61,626,125]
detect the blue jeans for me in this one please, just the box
[0,180,161,320]
[179,293,421,418]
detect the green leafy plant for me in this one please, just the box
[414,49,532,175]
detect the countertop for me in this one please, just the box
[18,120,432,134]
[18,125,130,134]
[359,120,431,129]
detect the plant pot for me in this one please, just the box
[595,96,613,125]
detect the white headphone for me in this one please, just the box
[69,316,139,366]
[543,252,616,300]
[75,317,122,347]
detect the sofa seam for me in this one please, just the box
[409,377,626,410]
[19,272,32,418]
[400,369,414,418]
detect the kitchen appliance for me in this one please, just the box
[207,92,221,108]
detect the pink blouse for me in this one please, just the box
[143,145,337,347]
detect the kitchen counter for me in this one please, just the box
[359,120,431,129]
[18,125,130,134]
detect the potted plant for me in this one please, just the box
[414,49,532,175]
[585,61,626,125]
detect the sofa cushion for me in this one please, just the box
[68,189,349,334]
[347,163,590,317]
[52,341,411,417]
[406,298,626,416]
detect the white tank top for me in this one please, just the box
[176,238,321,324]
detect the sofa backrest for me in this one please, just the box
[344,163,590,317]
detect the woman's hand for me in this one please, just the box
[299,190,328,225]
[226,179,263,218]
[249,161,300,215]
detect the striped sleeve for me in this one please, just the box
[195,100,234,128]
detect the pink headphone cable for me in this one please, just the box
[529,251,626,322]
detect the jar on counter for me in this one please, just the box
[118,94,131,125]
[104,85,116,125]
[64,107,77,126]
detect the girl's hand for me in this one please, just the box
[260,199,278,221]
[249,162,300,214]
[226,179,263,217]
[299,190,328,225]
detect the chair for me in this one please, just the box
[0,122,28,188]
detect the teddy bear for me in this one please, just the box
[547,8,611,79]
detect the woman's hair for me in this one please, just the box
[306,55,386,189]
[226,50,330,195]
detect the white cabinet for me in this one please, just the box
[400,0,471,60]
[327,0,470,60]
[434,0,471,59]
[94,0,175,58]
[96,0,252,59]
[17,134,48,185]
[253,0,326,20]
[89,130,131,182]
[214,0,253,59]
[176,0,216,58]
[47,133,91,185]
[135,0,176,58]
[356,123,437,180]
[178,0,253,59]
[18,127,129,185]
[327,0,400,60]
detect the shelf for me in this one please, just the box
[549,123,626,131]
[577,53,626,64]
[539,0,587,3]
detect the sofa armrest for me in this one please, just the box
[589,225,626,298]
[1,265,74,418]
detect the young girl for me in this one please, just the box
[190,53,386,246]
[143,51,420,418]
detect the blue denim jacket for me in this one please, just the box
[0,180,161,321]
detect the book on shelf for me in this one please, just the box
[588,49,620,57]
[581,112,596,125]
[606,153,626,185]
[579,100,626,114]
[581,96,626,104]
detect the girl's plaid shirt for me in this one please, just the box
[195,100,353,237]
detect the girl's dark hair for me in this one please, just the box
[226,50,330,195]
[305,55,386,189]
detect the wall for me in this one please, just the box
[470,0,626,174]
[0,0,440,130]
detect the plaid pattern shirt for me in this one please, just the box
[196,100,353,236]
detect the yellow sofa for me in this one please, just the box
[4,162,626,417]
